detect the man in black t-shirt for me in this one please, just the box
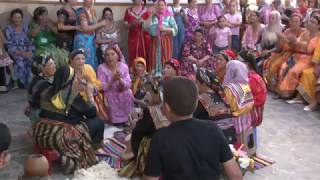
[143,77,242,180]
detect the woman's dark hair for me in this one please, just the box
[10,8,24,18]
[163,77,198,116]
[102,7,113,17]
[312,15,320,25]
[33,6,48,21]
[57,8,69,22]
[239,49,258,72]
[251,10,260,18]
[217,15,226,21]
[194,28,204,35]
[31,54,53,76]
[132,0,147,6]
[308,0,318,8]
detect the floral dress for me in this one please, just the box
[5,23,34,87]
[184,8,200,40]
[181,40,214,76]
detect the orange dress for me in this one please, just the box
[279,35,319,97]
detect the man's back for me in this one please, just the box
[144,118,233,180]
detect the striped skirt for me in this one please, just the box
[33,119,97,174]
[118,137,151,178]
[149,35,173,75]
[250,106,264,127]
[233,112,252,134]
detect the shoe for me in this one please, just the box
[303,106,312,112]
[286,99,304,104]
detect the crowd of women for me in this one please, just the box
[0,0,320,178]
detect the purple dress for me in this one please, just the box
[198,4,221,46]
[5,24,34,87]
[97,62,133,124]
[184,8,200,40]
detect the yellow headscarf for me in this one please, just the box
[132,57,146,95]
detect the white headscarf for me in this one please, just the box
[261,10,283,48]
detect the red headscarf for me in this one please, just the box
[221,49,237,60]
[164,58,181,76]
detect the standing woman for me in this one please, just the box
[170,0,186,60]
[124,0,151,67]
[223,60,254,151]
[199,0,221,47]
[74,0,106,69]
[5,8,34,88]
[184,0,200,40]
[60,0,77,23]
[144,0,178,76]
[97,48,133,126]
[96,7,124,61]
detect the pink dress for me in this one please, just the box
[97,62,134,124]
[198,4,221,46]
[241,24,264,50]
[212,27,232,48]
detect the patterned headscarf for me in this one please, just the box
[164,58,181,76]
[223,60,249,86]
[220,49,237,61]
[31,54,53,77]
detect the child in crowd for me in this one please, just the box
[211,16,232,53]
[225,0,242,51]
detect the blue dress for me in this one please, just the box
[74,8,98,69]
[170,6,185,60]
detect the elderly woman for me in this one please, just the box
[74,0,106,69]
[163,58,181,79]
[194,68,235,144]
[5,8,34,88]
[181,28,214,77]
[124,0,151,67]
[97,47,133,126]
[144,0,178,76]
[223,60,254,152]
[27,54,56,123]
[35,66,98,174]
[96,7,124,61]
[131,57,148,100]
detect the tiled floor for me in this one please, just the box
[1,89,320,179]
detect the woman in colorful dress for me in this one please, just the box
[239,50,267,127]
[279,15,320,99]
[144,0,178,76]
[97,47,133,126]
[194,68,236,144]
[36,66,97,174]
[199,0,221,47]
[131,57,148,100]
[223,60,254,152]
[241,11,264,51]
[27,54,56,124]
[184,0,200,40]
[5,8,34,88]
[124,0,151,67]
[96,7,124,61]
[264,13,305,92]
[181,28,213,77]
[215,49,237,83]
[0,30,14,92]
[29,7,57,56]
[74,0,106,69]
[169,0,186,59]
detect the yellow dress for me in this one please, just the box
[224,84,254,134]
[296,38,320,103]
[279,35,319,97]
[80,64,102,102]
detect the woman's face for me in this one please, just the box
[269,13,278,25]
[216,54,228,70]
[80,15,88,26]
[68,0,77,5]
[38,12,48,25]
[189,0,197,6]
[133,0,143,5]
[193,32,204,43]
[174,0,180,4]
[105,49,119,66]
[218,17,226,27]
[157,1,166,12]
[309,0,316,8]
[307,17,320,30]
[70,54,85,71]
[249,12,258,24]
[163,64,177,78]
[289,16,301,29]
[230,1,237,12]
[103,10,113,21]
[135,63,145,76]
[11,13,23,26]
[84,0,93,7]
[42,59,56,77]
